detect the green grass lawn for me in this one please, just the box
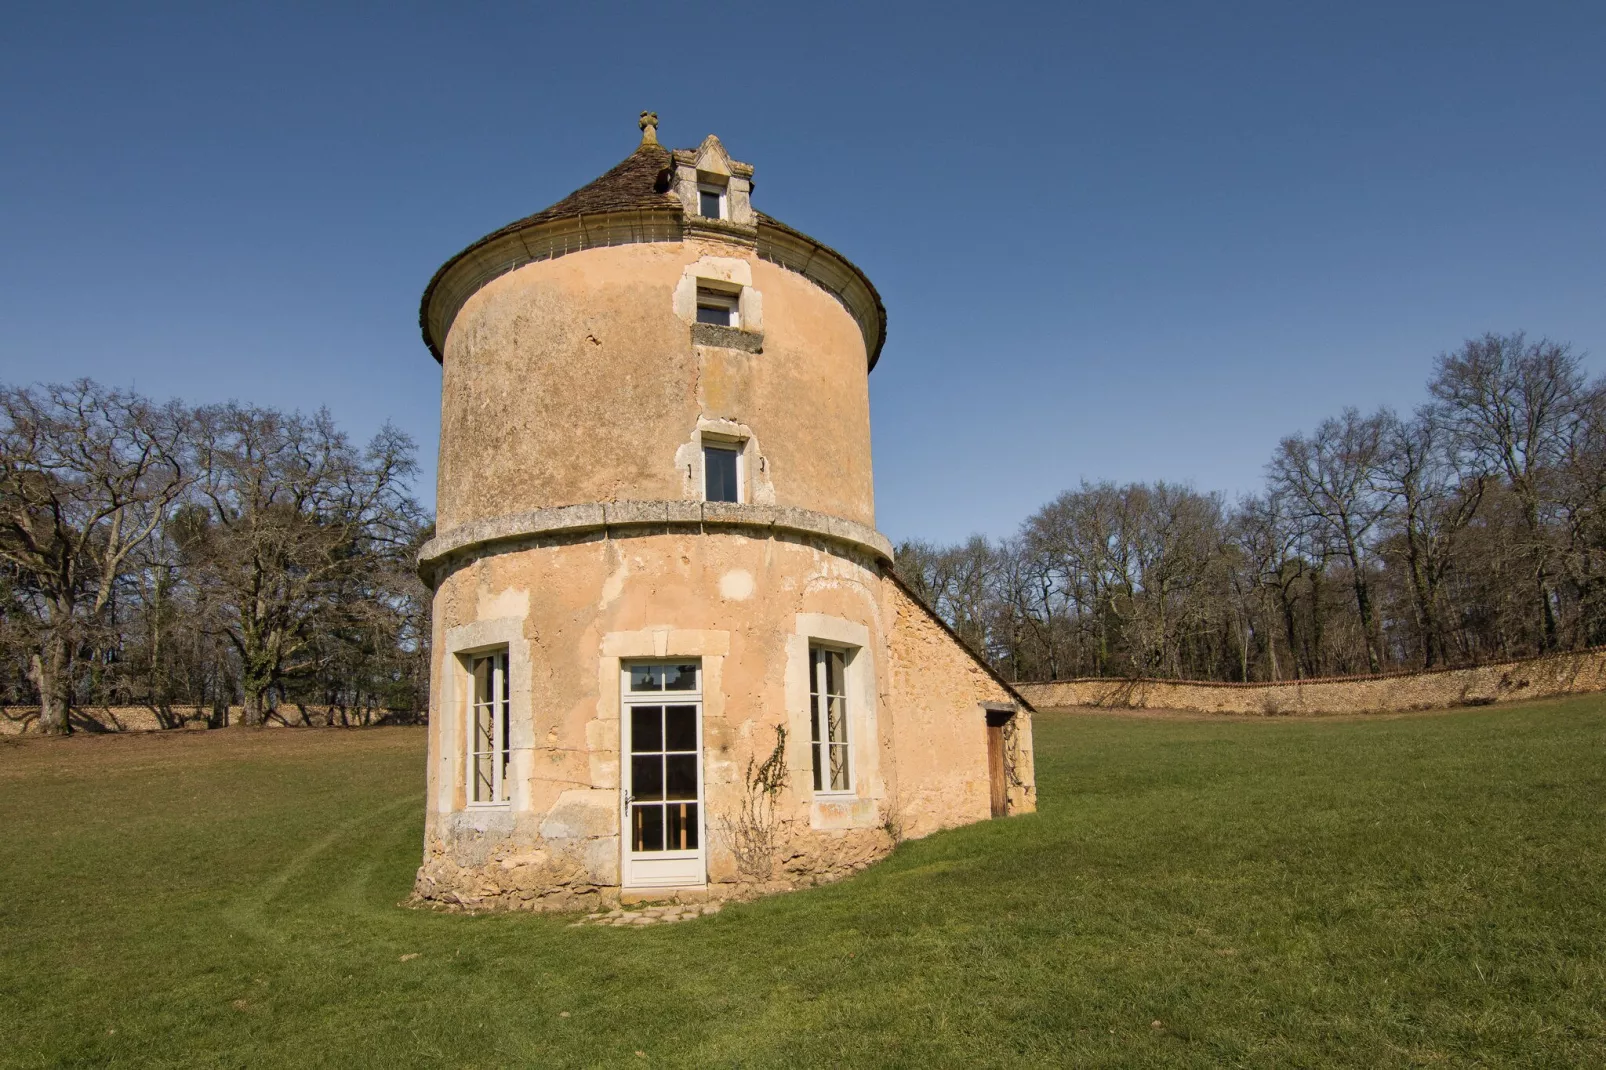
[2,700,1603,1069]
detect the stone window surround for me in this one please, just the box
[677,416,773,507]
[673,255,763,349]
[786,613,882,830]
[438,616,534,816]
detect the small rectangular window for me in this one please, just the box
[810,646,850,793]
[695,288,738,328]
[698,184,725,219]
[703,442,740,503]
[469,649,510,804]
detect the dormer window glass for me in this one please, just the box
[698,183,726,220]
[695,288,739,328]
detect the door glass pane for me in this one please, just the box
[665,754,698,800]
[631,705,663,751]
[664,705,696,750]
[631,754,664,800]
[633,804,664,852]
[665,802,698,850]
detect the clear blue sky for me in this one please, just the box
[3,2,1602,544]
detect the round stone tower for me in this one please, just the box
[414,114,1034,912]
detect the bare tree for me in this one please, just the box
[0,382,190,733]
[1268,408,1395,672]
[1429,333,1591,650]
[178,404,420,726]
[1377,410,1485,667]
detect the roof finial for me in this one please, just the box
[638,111,659,146]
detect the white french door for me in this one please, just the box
[620,661,705,888]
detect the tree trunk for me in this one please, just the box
[1406,535,1439,669]
[236,619,279,728]
[34,628,73,735]
[239,645,273,727]
[240,680,269,727]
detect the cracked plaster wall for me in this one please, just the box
[435,240,875,535]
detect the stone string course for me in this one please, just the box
[1014,647,1606,715]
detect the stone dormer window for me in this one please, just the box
[674,135,754,233]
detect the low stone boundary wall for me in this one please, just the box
[1015,648,1606,715]
[0,704,422,735]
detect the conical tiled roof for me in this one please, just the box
[484,142,680,241]
[420,132,887,369]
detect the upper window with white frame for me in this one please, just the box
[697,182,727,220]
[468,649,510,805]
[809,645,851,793]
[695,287,739,328]
[703,439,742,503]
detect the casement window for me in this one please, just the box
[809,645,851,793]
[695,287,739,328]
[468,649,510,805]
[698,183,726,220]
[702,440,742,503]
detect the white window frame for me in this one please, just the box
[809,644,853,796]
[701,436,745,504]
[695,287,740,329]
[466,648,510,807]
[697,182,727,220]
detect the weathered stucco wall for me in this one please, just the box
[412,532,1033,913]
[1015,648,1606,714]
[435,240,876,533]
[882,579,1035,836]
[415,530,895,912]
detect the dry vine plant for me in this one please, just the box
[718,725,788,881]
